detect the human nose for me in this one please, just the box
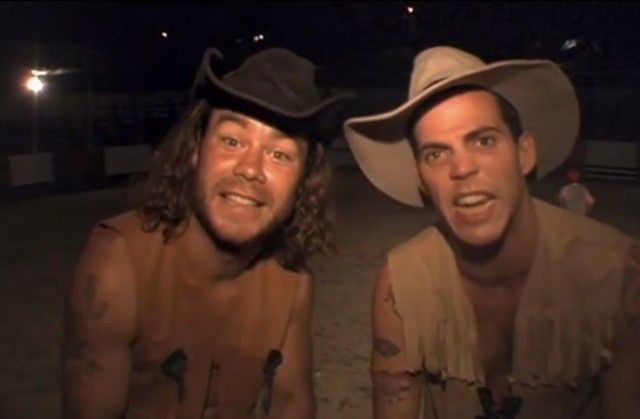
[233,146,267,183]
[449,150,479,180]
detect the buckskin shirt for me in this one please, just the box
[388,199,637,418]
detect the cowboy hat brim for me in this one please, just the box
[344,59,580,207]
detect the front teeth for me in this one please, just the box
[224,193,258,206]
[456,194,490,207]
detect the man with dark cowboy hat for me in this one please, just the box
[345,46,640,418]
[62,47,351,419]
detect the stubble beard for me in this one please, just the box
[438,204,517,265]
[188,175,290,257]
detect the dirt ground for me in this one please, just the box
[1,160,639,418]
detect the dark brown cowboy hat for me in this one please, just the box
[191,47,353,144]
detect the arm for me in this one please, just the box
[62,226,137,419]
[600,245,640,419]
[371,264,422,419]
[269,272,316,419]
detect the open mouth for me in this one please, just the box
[220,192,263,207]
[454,193,494,208]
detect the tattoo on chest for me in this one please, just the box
[373,337,400,357]
[162,349,188,403]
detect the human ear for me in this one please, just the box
[518,132,537,176]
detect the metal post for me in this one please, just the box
[31,93,39,153]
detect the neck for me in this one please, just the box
[449,195,539,287]
[177,214,262,283]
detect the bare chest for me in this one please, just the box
[462,281,524,393]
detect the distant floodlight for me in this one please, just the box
[26,76,44,94]
[562,39,578,51]
[161,31,168,38]
[407,6,415,14]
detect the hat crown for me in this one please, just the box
[191,46,353,144]
[222,48,321,113]
[409,46,486,99]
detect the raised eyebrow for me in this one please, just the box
[214,111,248,128]
[417,141,450,155]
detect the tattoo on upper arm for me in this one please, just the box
[383,286,402,319]
[622,245,640,328]
[81,274,108,319]
[372,371,417,406]
[63,274,109,379]
[373,337,400,357]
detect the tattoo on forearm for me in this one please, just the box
[373,337,400,357]
[622,245,640,327]
[63,274,109,380]
[372,371,416,406]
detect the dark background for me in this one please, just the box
[3,1,640,91]
[1,1,640,156]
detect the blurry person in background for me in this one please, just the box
[558,168,595,215]
[345,46,640,419]
[62,47,351,419]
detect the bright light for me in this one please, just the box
[31,69,48,76]
[253,33,265,42]
[407,6,414,14]
[26,76,44,94]
[161,31,168,38]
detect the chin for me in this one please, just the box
[212,224,266,248]
[449,221,506,248]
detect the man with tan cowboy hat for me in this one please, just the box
[345,46,640,418]
[62,47,351,419]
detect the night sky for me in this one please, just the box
[2,1,640,93]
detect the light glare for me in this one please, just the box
[26,76,44,94]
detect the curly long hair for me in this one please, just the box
[131,99,333,271]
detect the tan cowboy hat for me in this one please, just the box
[344,46,580,207]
